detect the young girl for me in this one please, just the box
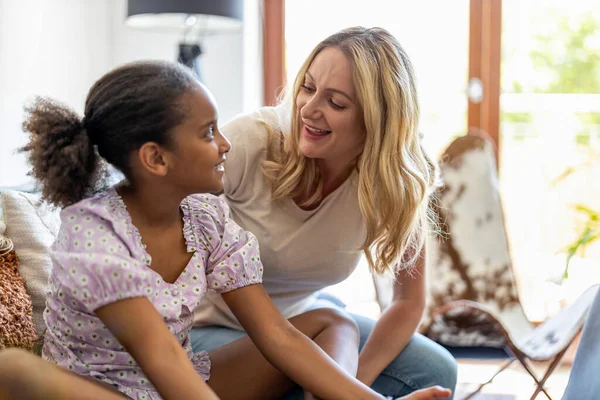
[0,61,450,400]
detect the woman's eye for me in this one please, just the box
[329,99,345,110]
[301,84,315,93]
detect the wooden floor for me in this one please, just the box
[454,359,571,400]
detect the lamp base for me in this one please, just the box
[178,43,203,80]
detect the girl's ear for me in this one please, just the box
[137,142,168,177]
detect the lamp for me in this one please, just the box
[126,0,244,79]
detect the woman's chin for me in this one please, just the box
[298,143,322,160]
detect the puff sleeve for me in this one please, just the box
[185,194,263,294]
[50,200,152,313]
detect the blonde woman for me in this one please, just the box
[191,27,457,399]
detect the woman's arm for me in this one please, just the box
[355,247,427,386]
[222,285,385,400]
[96,298,219,400]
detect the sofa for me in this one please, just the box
[0,184,61,351]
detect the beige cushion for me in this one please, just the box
[0,204,10,252]
[1,190,60,336]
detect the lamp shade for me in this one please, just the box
[126,0,244,35]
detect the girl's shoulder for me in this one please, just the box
[180,194,229,243]
[59,188,124,222]
[56,188,141,256]
[184,193,228,217]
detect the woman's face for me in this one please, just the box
[296,47,365,171]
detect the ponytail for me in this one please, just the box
[20,97,106,208]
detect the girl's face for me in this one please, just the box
[296,47,365,171]
[166,85,231,195]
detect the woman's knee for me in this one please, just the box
[382,335,457,393]
[304,307,360,336]
[405,337,457,390]
[427,344,457,390]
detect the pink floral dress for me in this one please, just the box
[42,188,263,399]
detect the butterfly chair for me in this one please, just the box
[373,132,599,400]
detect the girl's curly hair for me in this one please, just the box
[20,60,198,208]
[21,97,104,208]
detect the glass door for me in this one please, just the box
[500,0,600,320]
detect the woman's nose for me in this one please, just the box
[300,95,322,120]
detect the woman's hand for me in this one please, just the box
[395,386,452,400]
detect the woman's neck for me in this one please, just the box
[318,159,356,198]
[294,160,356,210]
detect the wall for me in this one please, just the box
[0,0,113,186]
[0,0,261,186]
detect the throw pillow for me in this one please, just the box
[1,190,61,336]
[0,249,37,351]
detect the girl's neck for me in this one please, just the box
[116,182,184,229]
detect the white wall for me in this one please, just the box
[0,0,113,186]
[0,0,262,186]
[108,0,248,123]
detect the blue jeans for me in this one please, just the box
[190,307,457,399]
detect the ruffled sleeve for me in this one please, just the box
[51,196,152,313]
[184,194,263,294]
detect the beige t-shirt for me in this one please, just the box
[193,106,366,329]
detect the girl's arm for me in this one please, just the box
[355,247,427,386]
[222,284,385,400]
[96,298,219,400]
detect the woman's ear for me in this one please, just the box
[137,142,168,177]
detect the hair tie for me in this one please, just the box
[81,116,95,144]
[0,236,14,256]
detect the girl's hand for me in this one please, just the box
[395,386,452,400]
[96,297,219,400]
[223,285,383,399]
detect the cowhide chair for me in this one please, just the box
[373,132,599,400]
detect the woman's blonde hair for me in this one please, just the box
[262,27,438,275]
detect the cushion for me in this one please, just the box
[1,190,61,335]
[0,249,37,350]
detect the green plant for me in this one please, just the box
[553,161,600,279]
[564,205,600,279]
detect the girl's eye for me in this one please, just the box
[205,126,215,139]
[301,84,315,93]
